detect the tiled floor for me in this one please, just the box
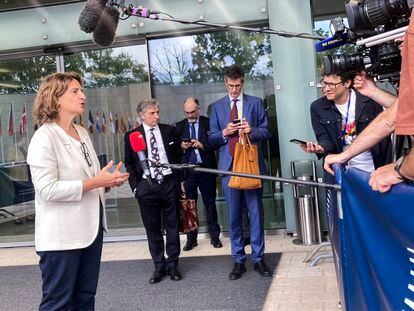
[0,234,339,311]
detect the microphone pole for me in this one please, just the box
[113,4,325,41]
[150,162,341,191]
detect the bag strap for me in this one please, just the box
[239,131,252,146]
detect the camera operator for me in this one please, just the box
[324,14,414,192]
[300,71,392,177]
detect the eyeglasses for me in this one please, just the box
[80,142,92,167]
[321,81,343,90]
[226,83,243,90]
[184,108,199,115]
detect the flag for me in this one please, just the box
[120,115,127,133]
[127,115,132,130]
[88,110,94,134]
[101,112,107,134]
[95,111,102,133]
[19,104,27,135]
[115,113,119,133]
[108,111,115,134]
[8,103,14,136]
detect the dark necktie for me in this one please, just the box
[189,122,198,164]
[228,99,239,156]
[149,128,164,184]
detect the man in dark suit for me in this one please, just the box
[209,65,272,280]
[176,96,222,251]
[124,99,182,284]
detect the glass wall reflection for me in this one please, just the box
[64,44,151,236]
[148,31,285,230]
[0,56,56,242]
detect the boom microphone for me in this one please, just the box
[78,0,108,33]
[92,5,120,47]
[129,131,152,184]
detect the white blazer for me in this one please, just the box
[27,122,107,251]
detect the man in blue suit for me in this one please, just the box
[209,65,272,280]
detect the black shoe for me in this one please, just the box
[183,240,198,251]
[243,237,251,246]
[210,238,223,248]
[229,263,246,280]
[149,269,167,284]
[254,259,272,277]
[168,267,183,281]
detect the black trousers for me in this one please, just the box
[37,227,103,311]
[136,175,180,270]
[183,170,220,241]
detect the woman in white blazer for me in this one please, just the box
[27,72,129,311]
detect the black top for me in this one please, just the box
[124,124,181,192]
[310,89,392,169]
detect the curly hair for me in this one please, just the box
[33,72,83,126]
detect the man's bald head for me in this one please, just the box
[183,97,201,122]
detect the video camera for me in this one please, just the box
[318,0,413,82]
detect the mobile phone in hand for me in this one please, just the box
[289,138,307,146]
[233,119,241,124]
[182,137,191,143]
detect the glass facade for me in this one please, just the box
[0,56,56,242]
[0,0,346,245]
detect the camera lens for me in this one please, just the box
[346,0,410,33]
[323,54,366,75]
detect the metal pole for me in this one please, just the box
[159,164,341,190]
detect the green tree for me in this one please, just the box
[65,49,148,88]
[188,31,272,83]
[0,56,56,94]
[0,49,148,95]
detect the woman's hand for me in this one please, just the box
[99,161,129,188]
[83,161,129,192]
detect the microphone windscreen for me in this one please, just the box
[92,5,120,47]
[78,0,108,33]
[130,132,147,153]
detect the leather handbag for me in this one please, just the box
[179,194,198,233]
[228,131,262,190]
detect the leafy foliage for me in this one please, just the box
[0,48,148,94]
[150,31,273,85]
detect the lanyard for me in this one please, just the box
[341,90,352,148]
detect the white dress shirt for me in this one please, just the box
[142,123,172,177]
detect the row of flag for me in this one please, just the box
[0,104,27,137]
[0,104,137,137]
[85,110,140,135]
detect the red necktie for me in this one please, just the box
[228,99,239,156]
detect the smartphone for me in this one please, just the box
[182,137,191,142]
[232,119,241,124]
[290,138,307,146]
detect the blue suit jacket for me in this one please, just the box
[209,93,270,172]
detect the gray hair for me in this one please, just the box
[137,98,160,114]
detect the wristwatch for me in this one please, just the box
[394,156,414,183]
